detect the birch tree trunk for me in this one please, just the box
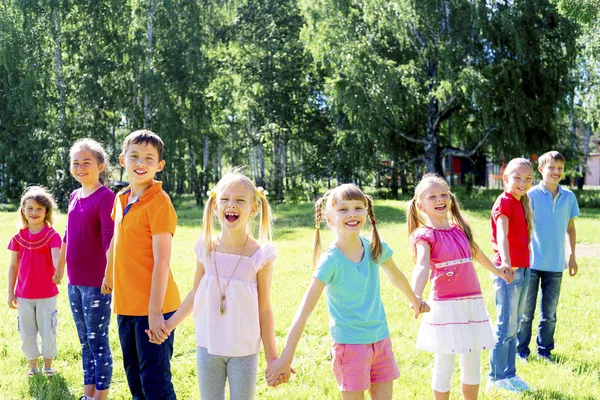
[143,0,155,128]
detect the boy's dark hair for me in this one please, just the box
[538,151,565,169]
[122,130,165,160]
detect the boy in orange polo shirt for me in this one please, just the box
[102,130,181,400]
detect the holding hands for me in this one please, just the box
[410,297,431,318]
[498,263,515,283]
[145,313,172,344]
[265,357,295,387]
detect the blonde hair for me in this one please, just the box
[407,173,475,258]
[70,138,110,185]
[201,168,273,261]
[18,186,57,228]
[313,184,381,268]
[503,158,534,237]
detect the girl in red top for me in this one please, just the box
[7,186,62,377]
[487,158,534,394]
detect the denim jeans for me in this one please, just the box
[68,285,113,390]
[117,311,177,400]
[489,268,530,381]
[517,269,563,357]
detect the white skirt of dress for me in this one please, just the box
[417,295,495,354]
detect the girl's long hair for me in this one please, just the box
[312,184,381,268]
[407,173,474,258]
[201,168,273,263]
[503,158,534,237]
[18,186,57,228]
[70,138,110,185]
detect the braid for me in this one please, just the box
[520,195,533,239]
[365,195,382,263]
[312,193,328,269]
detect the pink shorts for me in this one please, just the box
[330,337,400,392]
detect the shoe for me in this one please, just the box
[28,368,39,377]
[485,378,519,392]
[509,375,533,392]
[42,367,56,376]
[518,353,529,362]
[538,353,555,363]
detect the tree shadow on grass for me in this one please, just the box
[28,373,74,400]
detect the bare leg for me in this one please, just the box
[28,359,38,370]
[462,383,479,400]
[94,389,109,400]
[434,390,450,400]
[370,381,393,400]
[43,358,53,369]
[341,390,365,400]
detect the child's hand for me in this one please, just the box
[568,256,578,277]
[144,329,162,344]
[419,300,431,315]
[52,269,64,285]
[498,266,515,283]
[148,312,169,344]
[265,358,294,387]
[7,293,17,309]
[100,276,112,295]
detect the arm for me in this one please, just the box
[50,247,60,270]
[411,240,430,298]
[265,277,325,385]
[148,232,173,342]
[473,242,514,283]
[566,218,578,277]
[496,215,512,268]
[380,256,427,318]
[257,259,278,366]
[52,243,66,284]
[7,251,19,309]
[101,237,114,294]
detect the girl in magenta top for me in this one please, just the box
[488,158,535,393]
[408,174,514,400]
[53,139,115,400]
[7,186,62,377]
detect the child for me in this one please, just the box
[517,151,580,362]
[147,169,278,399]
[53,139,115,400]
[487,158,534,393]
[101,130,181,400]
[7,186,62,377]
[265,184,428,400]
[408,174,514,400]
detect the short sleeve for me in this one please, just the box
[314,253,335,285]
[194,237,204,261]
[7,234,19,251]
[149,196,178,236]
[253,243,277,273]
[411,227,435,250]
[492,195,512,221]
[49,230,62,249]
[569,193,580,219]
[379,239,393,263]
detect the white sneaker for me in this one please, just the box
[509,375,533,392]
[485,377,520,393]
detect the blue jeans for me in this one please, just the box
[68,285,113,390]
[517,269,563,357]
[117,312,177,400]
[489,268,530,381]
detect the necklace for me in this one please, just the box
[213,234,249,316]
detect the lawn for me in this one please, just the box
[0,200,598,399]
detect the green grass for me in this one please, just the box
[0,202,599,399]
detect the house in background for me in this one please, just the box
[585,138,600,186]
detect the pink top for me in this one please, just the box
[411,226,482,300]
[491,192,530,267]
[193,239,276,357]
[8,226,62,299]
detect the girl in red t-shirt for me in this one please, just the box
[7,186,62,377]
[488,158,534,394]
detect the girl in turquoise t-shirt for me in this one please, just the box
[266,184,429,399]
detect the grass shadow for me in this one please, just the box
[521,389,595,400]
[28,372,75,400]
[550,354,600,380]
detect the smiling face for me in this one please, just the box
[22,199,47,230]
[326,198,367,235]
[215,182,258,233]
[71,149,104,187]
[504,164,534,200]
[539,159,565,186]
[119,142,165,188]
[417,181,451,219]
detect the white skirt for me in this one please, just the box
[417,295,495,354]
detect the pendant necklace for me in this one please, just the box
[213,234,249,315]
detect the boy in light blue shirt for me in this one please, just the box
[517,151,579,362]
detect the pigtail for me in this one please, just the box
[449,192,476,255]
[365,195,382,263]
[312,194,328,269]
[520,194,533,239]
[201,191,216,264]
[256,189,273,244]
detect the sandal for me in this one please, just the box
[42,367,56,376]
[28,368,39,377]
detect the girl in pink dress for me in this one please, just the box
[147,169,280,399]
[408,174,514,400]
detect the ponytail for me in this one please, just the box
[449,192,476,255]
[407,197,425,260]
[256,189,273,244]
[365,196,382,263]
[520,194,533,239]
[201,191,216,265]
[312,194,328,269]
